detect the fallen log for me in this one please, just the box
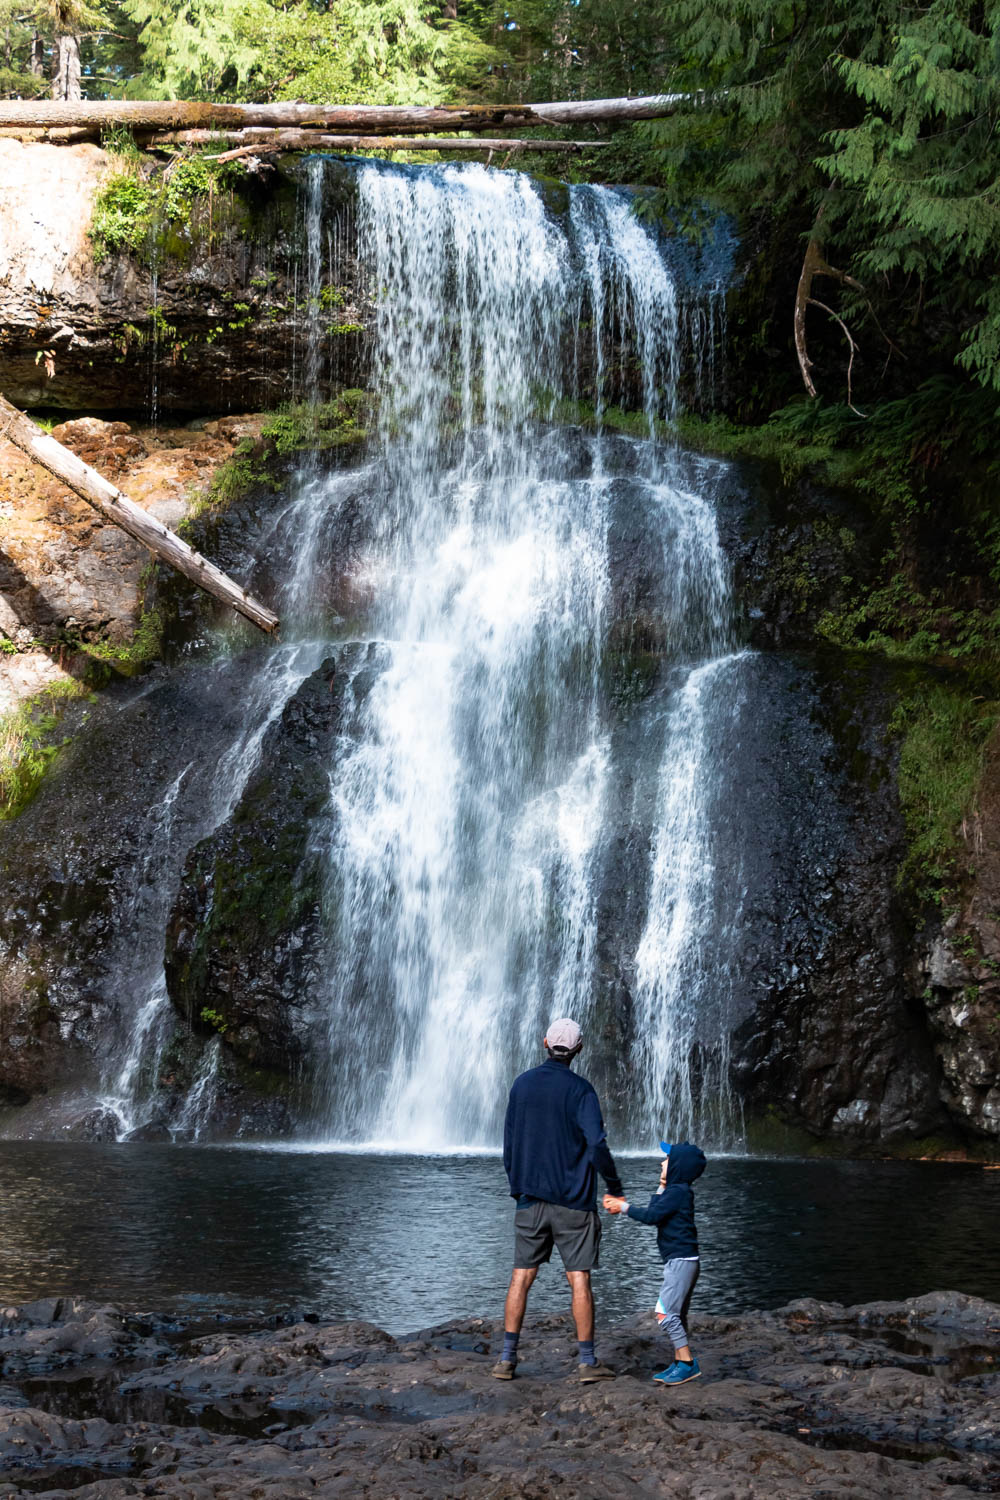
[149,129,592,158]
[0,394,279,636]
[0,101,537,132]
[0,94,685,137]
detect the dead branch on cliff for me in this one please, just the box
[0,94,685,147]
[794,223,867,405]
[0,393,280,636]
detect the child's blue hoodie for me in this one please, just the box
[625,1141,706,1261]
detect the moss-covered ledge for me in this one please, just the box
[0,138,371,413]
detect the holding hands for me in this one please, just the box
[603,1194,627,1214]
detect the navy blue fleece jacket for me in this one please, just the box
[503,1057,623,1212]
[625,1142,706,1260]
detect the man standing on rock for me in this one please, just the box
[493,1016,623,1383]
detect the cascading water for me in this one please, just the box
[82,156,741,1149]
[301,161,741,1148]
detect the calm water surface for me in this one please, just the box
[0,1145,997,1334]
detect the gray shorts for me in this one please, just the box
[514,1200,601,1272]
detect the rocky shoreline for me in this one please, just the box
[0,1290,997,1497]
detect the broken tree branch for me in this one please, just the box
[155,130,592,159]
[0,394,279,635]
[807,298,865,417]
[794,227,866,399]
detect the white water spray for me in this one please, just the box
[302,163,739,1147]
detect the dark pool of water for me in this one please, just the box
[0,1145,997,1334]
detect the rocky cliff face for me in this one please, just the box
[0,142,996,1151]
[909,729,1000,1144]
[2,436,996,1151]
[165,642,386,1079]
[0,141,369,414]
[731,464,1000,1150]
[1,433,996,1153]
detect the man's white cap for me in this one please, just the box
[546,1017,582,1052]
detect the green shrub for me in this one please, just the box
[89,147,247,264]
[0,681,89,819]
[260,389,373,454]
[892,682,999,904]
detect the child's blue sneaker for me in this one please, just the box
[653,1358,701,1385]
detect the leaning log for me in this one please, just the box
[0,394,279,636]
[0,94,685,136]
[150,130,593,157]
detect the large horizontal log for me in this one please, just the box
[0,394,279,636]
[149,129,593,158]
[0,94,685,136]
[0,100,536,132]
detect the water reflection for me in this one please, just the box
[0,1145,996,1333]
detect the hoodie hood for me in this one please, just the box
[665,1142,706,1185]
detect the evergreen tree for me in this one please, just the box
[0,0,131,98]
[122,0,256,98]
[633,1,1000,401]
[121,0,497,103]
[822,4,1000,392]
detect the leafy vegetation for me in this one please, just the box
[67,607,164,675]
[259,390,373,455]
[0,680,89,819]
[892,682,999,904]
[89,135,247,262]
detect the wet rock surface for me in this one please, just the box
[0,1292,996,1497]
[0,141,369,414]
[0,649,306,1133]
[0,428,989,1151]
[165,641,386,1075]
[909,726,1000,1144]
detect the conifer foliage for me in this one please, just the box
[633,1,1000,400]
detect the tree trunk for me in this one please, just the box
[30,31,44,77]
[50,32,81,101]
[0,394,279,635]
[0,93,684,135]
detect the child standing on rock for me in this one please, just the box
[603,1140,707,1385]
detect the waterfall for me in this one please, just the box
[299,162,739,1148]
[88,158,741,1149]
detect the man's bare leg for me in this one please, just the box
[566,1270,594,1342]
[503,1266,538,1333]
[567,1270,613,1379]
[492,1268,538,1379]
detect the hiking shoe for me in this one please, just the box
[578,1361,616,1382]
[490,1359,517,1380]
[653,1358,701,1385]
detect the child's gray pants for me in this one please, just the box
[657,1257,700,1348]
